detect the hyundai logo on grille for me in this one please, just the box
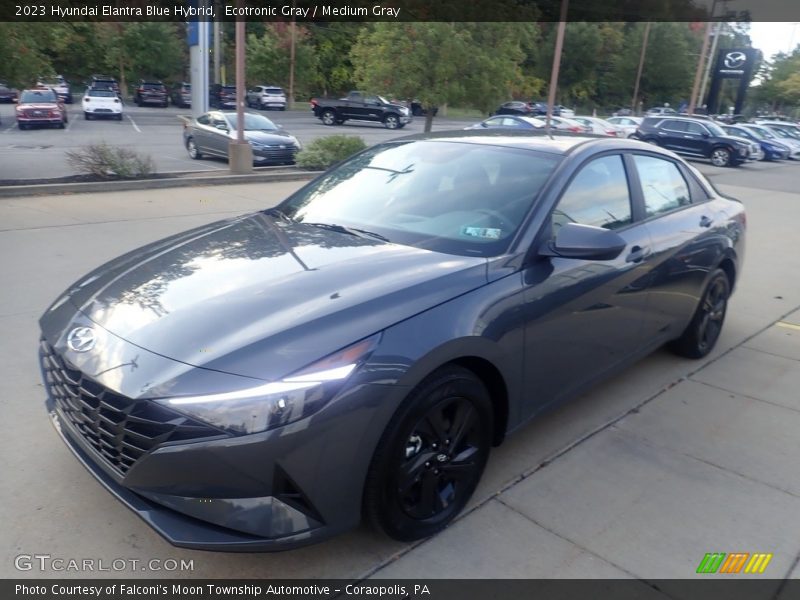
[66,327,96,353]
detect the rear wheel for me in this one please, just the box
[669,269,730,359]
[321,109,337,126]
[364,366,493,541]
[85,112,92,120]
[710,147,732,167]
[115,113,123,121]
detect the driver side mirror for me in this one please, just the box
[214,124,229,132]
[540,222,627,261]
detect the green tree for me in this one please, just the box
[0,23,54,87]
[100,23,185,96]
[246,24,319,102]
[351,23,535,131]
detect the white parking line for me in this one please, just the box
[127,114,141,133]
[3,121,17,133]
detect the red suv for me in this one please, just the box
[16,88,68,129]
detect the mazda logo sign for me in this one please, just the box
[67,327,96,353]
[724,51,747,69]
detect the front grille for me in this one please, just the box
[40,339,227,476]
[254,147,296,162]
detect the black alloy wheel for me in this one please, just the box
[670,269,730,359]
[364,366,492,541]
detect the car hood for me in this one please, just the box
[59,212,487,381]
[242,130,296,144]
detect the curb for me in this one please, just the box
[0,170,322,199]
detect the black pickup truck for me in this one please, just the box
[310,91,412,129]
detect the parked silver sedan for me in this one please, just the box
[183,111,301,165]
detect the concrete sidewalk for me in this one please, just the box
[0,174,798,587]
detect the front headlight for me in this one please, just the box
[154,334,380,435]
[293,137,302,150]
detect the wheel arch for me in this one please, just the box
[389,337,516,448]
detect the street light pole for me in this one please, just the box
[545,0,569,131]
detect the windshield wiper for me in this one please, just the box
[264,207,294,223]
[303,222,390,242]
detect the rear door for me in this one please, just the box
[655,119,690,153]
[628,152,730,343]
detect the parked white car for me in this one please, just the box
[606,116,643,138]
[82,87,123,120]
[572,116,624,137]
[246,85,287,111]
[556,105,575,118]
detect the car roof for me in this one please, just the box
[391,129,665,156]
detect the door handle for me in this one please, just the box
[626,245,650,263]
[699,215,713,228]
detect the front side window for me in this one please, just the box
[633,155,691,218]
[684,122,707,135]
[661,120,687,133]
[551,155,632,235]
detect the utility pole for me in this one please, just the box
[289,0,296,109]
[689,21,713,114]
[213,14,221,85]
[229,0,252,173]
[545,0,569,130]
[631,22,651,115]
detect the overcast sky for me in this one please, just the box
[747,22,800,61]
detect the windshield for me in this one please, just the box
[278,140,560,257]
[225,113,278,131]
[705,122,727,137]
[21,90,57,103]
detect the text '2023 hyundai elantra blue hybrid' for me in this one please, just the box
[40,131,745,551]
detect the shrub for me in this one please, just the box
[296,135,367,170]
[65,143,154,179]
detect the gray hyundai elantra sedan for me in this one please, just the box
[40,131,745,551]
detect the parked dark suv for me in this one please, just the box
[90,75,120,97]
[210,84,237,109]
[171,82,191,108]
[134,80,168,107]
[635,116,751,167]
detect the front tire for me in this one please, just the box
[364,366,493,541]
[383,114,400,129]
[186,138,202,160]
[710,147,732,167]
[669,269,730,359]
[321,109,337,126]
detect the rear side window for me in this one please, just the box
[552,155,632,234]
[265,88,284,95]
[633,155,691,217]
[661,120,687,132]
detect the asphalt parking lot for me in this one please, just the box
[1,161,799,588]
[0,102,474,181]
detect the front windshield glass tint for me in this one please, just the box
[225,113,277,131]
[21,90,56,103]
[279,140,560,257]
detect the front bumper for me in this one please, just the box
[17,116,63,125]
[39,312,405,551]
